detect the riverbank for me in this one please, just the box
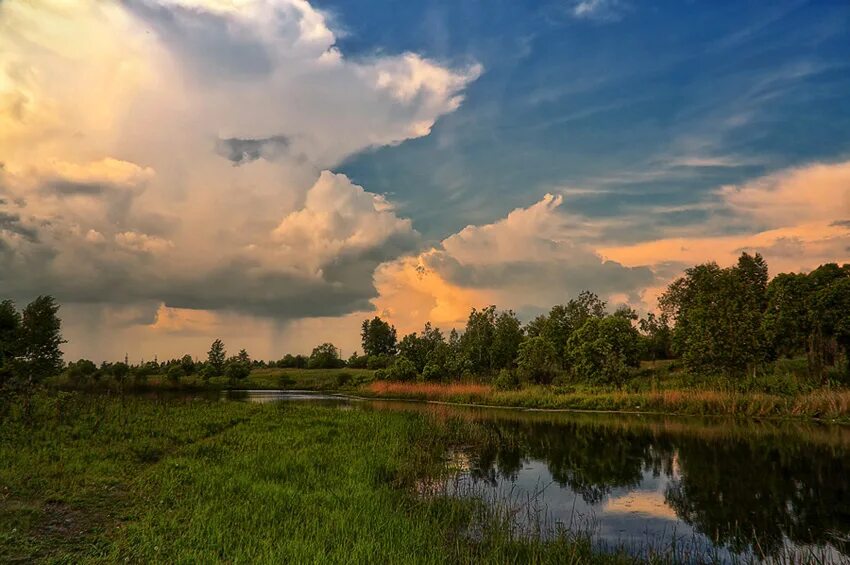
[0,392,639,563]
[359,381,850,423]
[47,365,850,423]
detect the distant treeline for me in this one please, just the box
[1,253,849,391]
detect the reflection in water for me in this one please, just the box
[236,391,850,563]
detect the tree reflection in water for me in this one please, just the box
[369,402,850,560]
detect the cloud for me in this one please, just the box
[373,193,654,334]
[0,0,476,318]
[216,135,290,165]
[601,160,850,278]
[569,0,627,22]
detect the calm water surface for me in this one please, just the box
[229,390,850,563]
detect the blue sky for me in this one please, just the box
[318,0,850,238]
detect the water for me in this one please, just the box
[230,390,850,563]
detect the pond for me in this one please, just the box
[228,390,850,563]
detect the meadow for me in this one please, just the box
[1,391,650,564]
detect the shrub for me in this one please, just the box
[335,372,352,387]
[385,355,417,381]
[366,354,391,370]
[421,362,446,382]
[166,364,184,385]
[567,315,641,386]
[493,368,520,391]
[224,359,251,382]
[516,337,558,384]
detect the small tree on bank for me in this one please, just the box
[207,339,226,376]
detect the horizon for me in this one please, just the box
[2,0,849,362]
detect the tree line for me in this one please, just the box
[1,253,849,391]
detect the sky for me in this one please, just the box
[1,0,849,362]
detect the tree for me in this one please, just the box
[237,349,250,364]
[516,337,559,384]
[460,306,497,375]
[224,357,251,382]
[308,343,342,369]
[490,310,523,371]
[180,354,196,375]
[567,315,641,386]
[534,292,608,369]
[385,355,417,381]
[639,312,672,362]
[167,364,184,385]
[661,254,768,377]
[360,317,397,357]
[207,339,226,375]
[16,296,65,388]
[111,362,130,384]
[66,359,97,385]
[0,300,21,386]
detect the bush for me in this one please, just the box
[516,337,559,384]
[347,354,368,369]
[224,359,251,382]
[493,368,520,391]
[567,316,641,386]
[385,356,417,381]
[166,364,184,385]
[366,354,391,370]
[335,372,352,387]
[421,362,446,382]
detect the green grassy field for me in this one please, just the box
[0,392,642,564]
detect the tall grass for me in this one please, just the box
[363,381,850,422]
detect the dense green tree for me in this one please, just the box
[16,296,65,387]
[111,361,130,384]
[385,355,417,381]
[308,343,342,369]
[66,359,98,384]
[360,317,397,357]
[166,363,184,384]
[638,312,672,362]
[0,300,21,386]
[224,357,251,382]
[532,292,607,369]
[516,337,558,384]
[460,306,497,375]
[567,315,641,385]
[490,310,524,371]
[237,348,250,364]
[180,354,196,375]
[661,254,768,377]
[207,339,226,375]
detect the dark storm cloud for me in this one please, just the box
[0,210,38,242]
[45,180,107,196]
[426,250,655,299]
[215,135,291,165]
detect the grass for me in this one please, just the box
[359,381,850,422]
[0,391,645,564]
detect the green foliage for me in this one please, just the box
[567,315,641,386]
[110,362,130,384]
[66,359,98,385]
[14,296,65,388]
[360,316,397,357]
[347,352,368,368]
[516,336,559,384]
[638,312,672,361]
[493,368,520,391]
[166,364,185,384]
[661,253,768,377]
[0,299,21,387]
[308,343,343,369]
[385,355,418,381]
[528,291,607,369]
[490,310,523,371]
[366,353,391,369]
[224,358,251,382]
[180,354,196,375]
[207,339,226,375]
